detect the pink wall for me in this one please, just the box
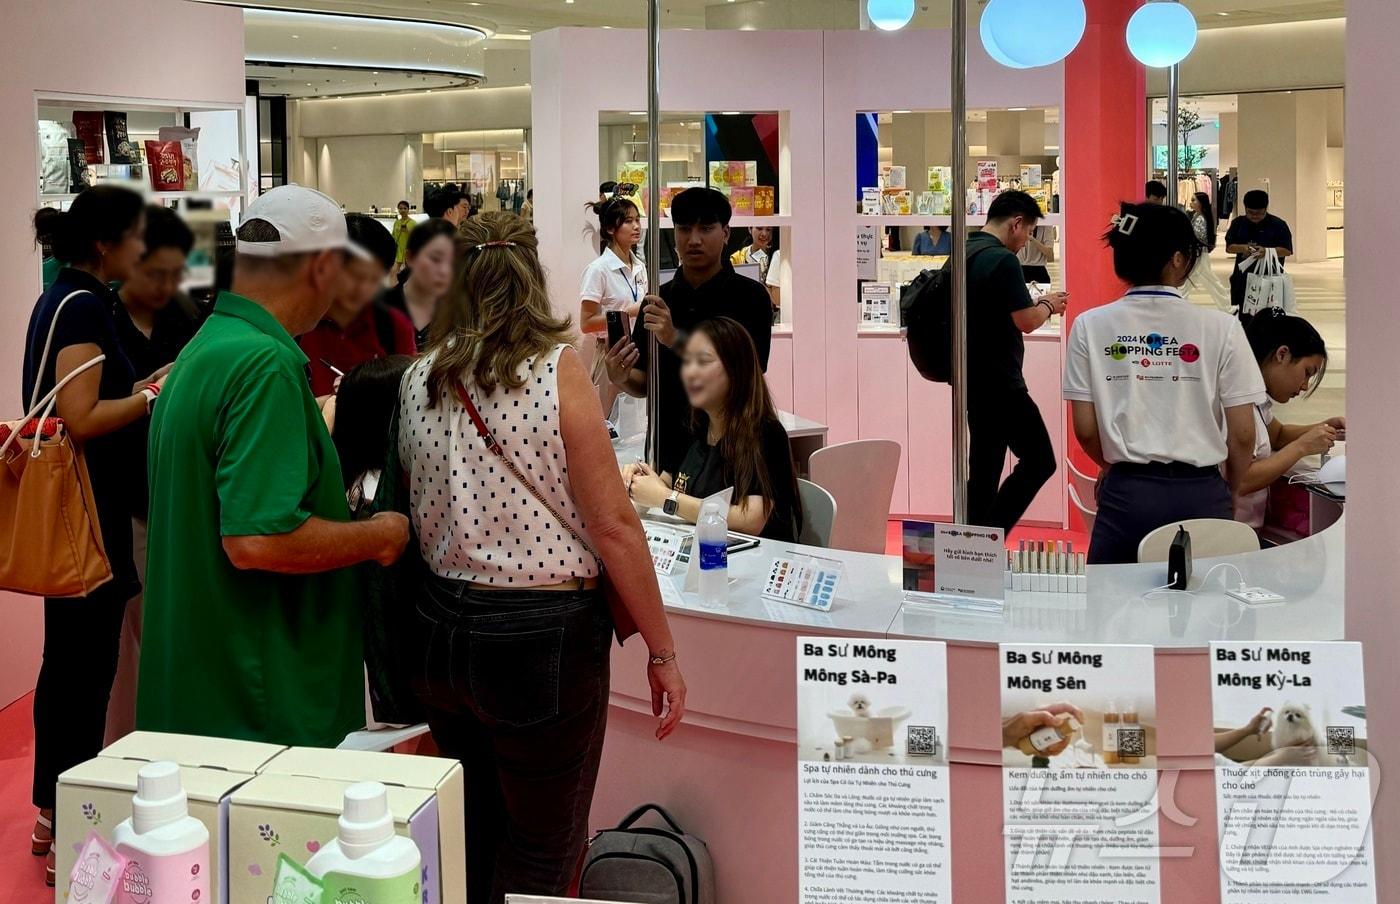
[1344,9,1395,901]
[0,0,245,707]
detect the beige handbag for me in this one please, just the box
[0,291,113,597]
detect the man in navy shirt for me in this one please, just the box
[1224,189,1293,312]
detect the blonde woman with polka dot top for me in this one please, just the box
[397,212,685,903]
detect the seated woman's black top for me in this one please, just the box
[672,418,800,543]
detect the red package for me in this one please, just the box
[72,112,105,165]
[144,140,185,191]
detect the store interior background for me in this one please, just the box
[5,0,1397,900]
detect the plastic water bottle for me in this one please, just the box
[697,499,729,605]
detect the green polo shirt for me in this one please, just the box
[137,291,363,748]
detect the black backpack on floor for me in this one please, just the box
[901,244,993,383]
[578,804,715,904]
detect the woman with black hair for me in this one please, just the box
[20,185,167,885]
[1234,311,1344,529]
[1063,201,1267,564]
[380,218,458,347]
[581,196,646,418]
[1185,191,1230,311]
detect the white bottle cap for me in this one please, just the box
[132,761,189,834]
[338,782,396,854]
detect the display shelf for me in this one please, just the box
[642,214,793,229]
[40,190,243,203]
[856,213,1064,228]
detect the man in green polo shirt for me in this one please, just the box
[138,185,409,748]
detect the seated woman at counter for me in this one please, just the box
[622,316,802,542]
[1234,310,1344,529]
[1063,202,1266,564]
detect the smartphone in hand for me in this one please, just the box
[607,310,631,348]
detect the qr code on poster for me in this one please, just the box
[1116,727,1146,758]
[1327,726,1355,757]
[907,725,939,757]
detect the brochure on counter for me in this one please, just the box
[1210,642,1375,904]
[797,638,951,904]
[1000,644,1161,904]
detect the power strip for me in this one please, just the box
[1225,586,1286,605]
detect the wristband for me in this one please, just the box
[139,387,158,414]
[649,650,677,665]
[1036,299,1055,316]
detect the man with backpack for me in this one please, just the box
[963,190,1067,531]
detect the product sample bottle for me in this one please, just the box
[111,761,210,904]
[1120,700,1141,764]
[1016,715,1076,758]
[696,499,729,605]
[1102,700,1120,765]
[307,782,422,904]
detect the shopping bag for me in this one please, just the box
[0,291,113,597]
[1239,249,1296,316]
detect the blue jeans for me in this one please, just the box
[410,574,612,904]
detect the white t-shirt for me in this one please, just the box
[1063,287,1267,467]
[1234,400,1275,528]
[579,246,647,314]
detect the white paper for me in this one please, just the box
[1210,642,1375,904]
[1000,644,1161,904]
[859,282,893,324]
[798,638,951,904]
[933,523,1005,602]
[856,224,879,280]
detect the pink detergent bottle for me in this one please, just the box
[111,761,210,904]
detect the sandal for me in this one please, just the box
[31,812,53,857]
[46,849,56,887]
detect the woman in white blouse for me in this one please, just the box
[399,212,684,902]
[1063,202,1265,564]
[580,197,646,419]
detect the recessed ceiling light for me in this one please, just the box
[629,111,646,115]
[1217,11,1229,15]
[892,109,911,114]
[291,34,299,38]
[720,111,741,115]
[1007,107,1028,111]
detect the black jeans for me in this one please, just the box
[967,387,1058,532]
[33,581,128,809]
[411,574,612,904]
[1089,462,1233,565]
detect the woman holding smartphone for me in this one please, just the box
[580,197,646,420]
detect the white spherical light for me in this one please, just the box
[866,0,915,31]
[1126,1,1198,67]
[981,0,1085,69]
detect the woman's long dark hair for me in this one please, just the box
[1193,191,1217,251]
[1243,309,1328,396]
[332,355,414,489]
[586,196,640,255]
[688,317,801,529]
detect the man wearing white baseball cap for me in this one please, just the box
[138,185,410,747]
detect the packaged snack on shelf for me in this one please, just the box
[105,111,135,164]
[67,139,91,190]
[144,140,186,191]
[158,126,201,187]
[73,111,105,165]
[754,185,775,217]
[881,189,912,216]
[617,162,648,215]
[927,166,951,193]
[1020,163,1043,189]
[861,187,881,215]
[39,120,72,194]
[885,165,907,189]
[730,186,756,216]
[977,160,999,192]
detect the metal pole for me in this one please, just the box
[1167,63,1180,207]
[645,0,663,469]
[950,0,970,524]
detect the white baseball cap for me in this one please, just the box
[236,184,371,260]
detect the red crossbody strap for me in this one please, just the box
[451,380,599,560]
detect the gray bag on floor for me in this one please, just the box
[578,804,715,904]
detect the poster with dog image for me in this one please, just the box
[796,637,950,903]
[1211,641,1375,903]
[999,643,1161,904]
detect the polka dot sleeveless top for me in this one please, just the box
[399,344,598,585]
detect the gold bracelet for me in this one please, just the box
[649,650,677,665]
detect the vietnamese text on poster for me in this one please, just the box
[1211,641,1375,904]
[796,637,950,904]
[999,644,1161,904]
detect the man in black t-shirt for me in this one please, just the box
[1224,189,1293,312]
[606,187,772,474]
[964,190,1066,532]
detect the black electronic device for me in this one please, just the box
[606,310,630,349]
[1168,525,1192,590]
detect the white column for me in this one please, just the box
[1237,91,1327,262]
[1347,4,1400,901]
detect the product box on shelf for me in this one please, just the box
[56,760,258,903]
[861,187,881,215]
[977,160,999,192]
[881,189,913,216]
[754,185,775,217]
[708,160,756,195]
[228,747,466,904]
[730,186,756,215]
[883,164,907,189]
[927,166,951,193]
[1020,163,1043,189]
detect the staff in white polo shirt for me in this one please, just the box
[580,196,646,420]
[1063,202,1266,564]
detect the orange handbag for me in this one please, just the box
[0,291,113,597]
